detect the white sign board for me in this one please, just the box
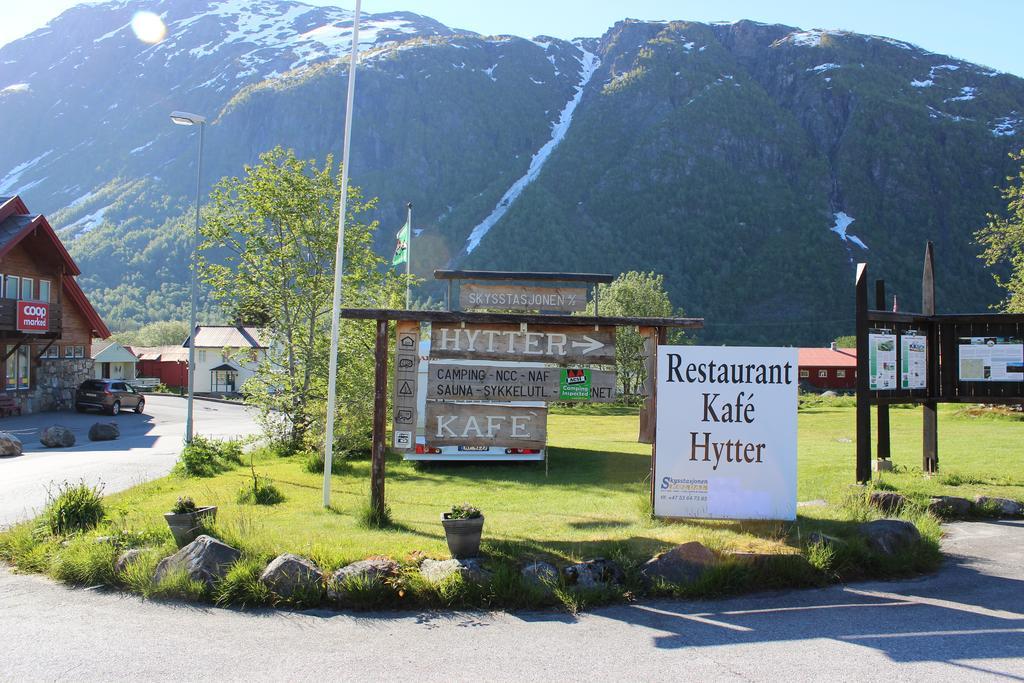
[868,331,897,390]
[958,336,1024,382]
[900,333,927,390]
[655,346,798,521]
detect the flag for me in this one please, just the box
[392,220,409,267]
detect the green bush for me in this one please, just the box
[237,469,285,506]
[177,436,244,477]
[304,449,349,475]
[50,536,118,586]
[447,503,481,520]
[41,481,105,536]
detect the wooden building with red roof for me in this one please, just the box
[797,344,858,391]
[0,194,111,413]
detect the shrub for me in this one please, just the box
[304,449,349,475]
[447,503,481,520]
[237,466,285,506]
[41,481,105,536]
[171,496,198,514]
[356,499,393,529]
[177,436,243,477]
[213,555,272,607]
[49,536,118,585]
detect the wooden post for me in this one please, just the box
[648,327,666,511]
[638,326,657,444]
[370,318,389,519]
[875,279,892,470]
[921,242,938,474]
[855,263,872,483]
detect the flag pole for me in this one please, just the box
[323,0,361,508]
[405,201,412,310]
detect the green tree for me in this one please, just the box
[977,150,1024,312]
[199,147,405,452]
[584,271,686,398]
[833,335,857,349]
[112,320,191,347]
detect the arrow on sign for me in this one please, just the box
[571,335,605,355]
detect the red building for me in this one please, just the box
[134,345,189,389]
[798,345,857,391]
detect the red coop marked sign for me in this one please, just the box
[17,302,49,333]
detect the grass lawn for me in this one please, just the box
[90,402,1021,573]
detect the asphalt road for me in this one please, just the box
[1,519,1021,681]
[0,395,261,526]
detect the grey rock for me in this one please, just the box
[88,422,119,441]
[868,491,908,514]
[859,519,921,555]
[114,549,144,575]
[419,558,491,584]
[928,496,972,518]
[821,390,838,397]
[40,425,75,448]
[975,496,1024,517]
[640,542,715,586]
[564,558,624,588]
[521,561,559,589]
[0,431,23,457]
[327,557,399,601]
[153,535,240,589]
[260,553,323,599]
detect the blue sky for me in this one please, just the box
[4,0,1022,76]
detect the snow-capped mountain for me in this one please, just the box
[1,3,1023,343]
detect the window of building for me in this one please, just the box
[74,345,85,359]
[836,370,846,378]
[6,345,30,390]
[20,277,33,301]
[4,275,19,300]
[64,345,74,359]
[38,279,50,303]
[818,369,829,378]
[44,345,59,359]
[198,350,207,362]
[799,369,809,378]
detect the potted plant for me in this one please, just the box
[164,496,217,547]
[441,503,484,559]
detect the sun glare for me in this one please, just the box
[130,11,167,44]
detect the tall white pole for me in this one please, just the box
[323,0,362,507]
[405,201,412,310]
[185,121,204,444]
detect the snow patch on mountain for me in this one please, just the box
[465,46,600,254]
[0,150,52,194]
[1,83,30,94]
[911,79,933,88]
[830,212,868,251]
[992,115,1020,137]
[945,86,977,102]
[65,205,110,234]
[808,63,839,74]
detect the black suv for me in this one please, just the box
[75,379,145,415]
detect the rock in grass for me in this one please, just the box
[928,496,972,518]
[975,496,1023,517]
[327,557,399,601]
[521,561,559,589]
[640,542,715,586]
[868,491,908,514]
[260,553,323,599]
[40,425,75,448]
[807,532,844,547]
[564,557,624,588]
[419,558,491,585]
[0,431,22,457]
[858,519,921,555]
[153,535,240,589]
[88,422,119,442]
[115,549,144,575]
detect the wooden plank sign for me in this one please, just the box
[391,321,420,451]
[430,323,616,366]
[424,402,547,449]
[460,283,588,313]
[426,363,616,402]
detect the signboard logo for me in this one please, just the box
[559,368,592,400]
[17,302,49,333]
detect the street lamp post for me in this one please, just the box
[170,110,206,444]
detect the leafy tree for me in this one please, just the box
[199,147,406,452]
[112,320,191,347]
[977,149,1024,312]
[833,335,857,349]
[584,271,687,398]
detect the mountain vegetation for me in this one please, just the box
[976,150,1024,312]
[2,2,1023,343]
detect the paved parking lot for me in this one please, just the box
[0,395,261,526]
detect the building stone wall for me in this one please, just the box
[27,358,94,413]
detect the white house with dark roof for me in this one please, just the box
[182,325,267,394]
[91,339,138,380]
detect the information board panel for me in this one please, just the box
[430,323,615,366]
[868,330,897,390]
[900,332,927,390]
[654,346,797,520]
[424,402,547,449]
[459,283,588,313]
[391,321,420,451]
[425,363,616,402]
[957,336,1024,382]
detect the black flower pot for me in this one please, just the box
[441,513,484,559]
